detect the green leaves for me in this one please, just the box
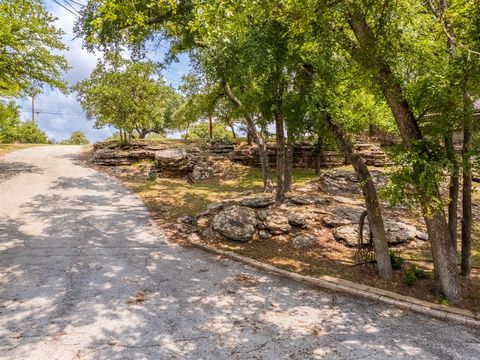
[73,55,181,138]
[0,0,69,97]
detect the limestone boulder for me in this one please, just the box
[212,206,257,242]
[265,210,291,235]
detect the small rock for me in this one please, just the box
[207,202,224,212]
[287,195,314,205]
[265,210,292,235]
[256,209,268,221]
[288,212,307,228]
[258,230,272,239]
[177,215,196,224]
[323,215,351,227]
[416,231,428,241]
[212,205,257,242]
[292,234,317,249]
[202,227,216,239]
[332,196,363,206]
[240,195,275,208]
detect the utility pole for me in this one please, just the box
[31,95,35,123]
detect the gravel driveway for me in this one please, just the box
[0,145,479,359]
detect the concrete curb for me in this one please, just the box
[189,240,480,328]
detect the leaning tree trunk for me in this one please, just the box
[445,135,459,257]
[314,137,323,175]
[461,105,473,276]
[274,111,286,204]
[223,81,274,192]
[347,11,461,303]
[326,115,392,280]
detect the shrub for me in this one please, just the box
[60,131,89,145]
[389,251,404,270]
[403,264,425,286]
[188,122,234,142]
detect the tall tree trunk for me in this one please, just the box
[314,137,323,175]
[347,12,461,303]
[326,115,392,280]
[461,97,473,276]
[223,81,274,192]
[247,131,253,145]
[208,114,213,139]
[285,141,293,193]
[284,127,293,193]
[445,135,459,257]
[274,111,286,204]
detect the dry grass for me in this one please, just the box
[119,165,318,224]
[0,143,49,156]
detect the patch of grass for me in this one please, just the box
[0,143,49,156]
[121,167,318,224]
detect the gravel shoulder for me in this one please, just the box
[0,145,479,359]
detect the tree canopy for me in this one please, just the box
[0,0,69,97]
[73,53,182,142]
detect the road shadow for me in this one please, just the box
[0,161,43,183]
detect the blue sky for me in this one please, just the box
[17,1,190,142]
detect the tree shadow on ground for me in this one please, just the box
[0,161,43,183]
[1,160,480,359]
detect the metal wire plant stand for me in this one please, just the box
[354,210,376,265]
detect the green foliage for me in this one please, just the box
[60,131,90,145]
[0,101,48,143]
[381,140,449,214]
[0,0,68,97]
[16,121,48,144]
[438,296,450,306]
[403,264,426,286]
[188,122,234,142]
[0,101,21,143]
[389,251,404,270]
[73,54,182,141]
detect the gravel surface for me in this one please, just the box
[1,145,479,359]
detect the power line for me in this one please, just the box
[20,110,86,117]
[63,0,82,15]
[51,0,79,17]
[66,0,85,8]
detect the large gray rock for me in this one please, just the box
[292,234,317,249]
[334,225,371,247]
[212,206,257,242]
[154,148,194,174]
[385,221,417,244]
[333,220,417,247]
[288,212,307,228]
[265,210,292,235]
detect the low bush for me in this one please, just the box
[389,251,404,270]
[403,264,425,286]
